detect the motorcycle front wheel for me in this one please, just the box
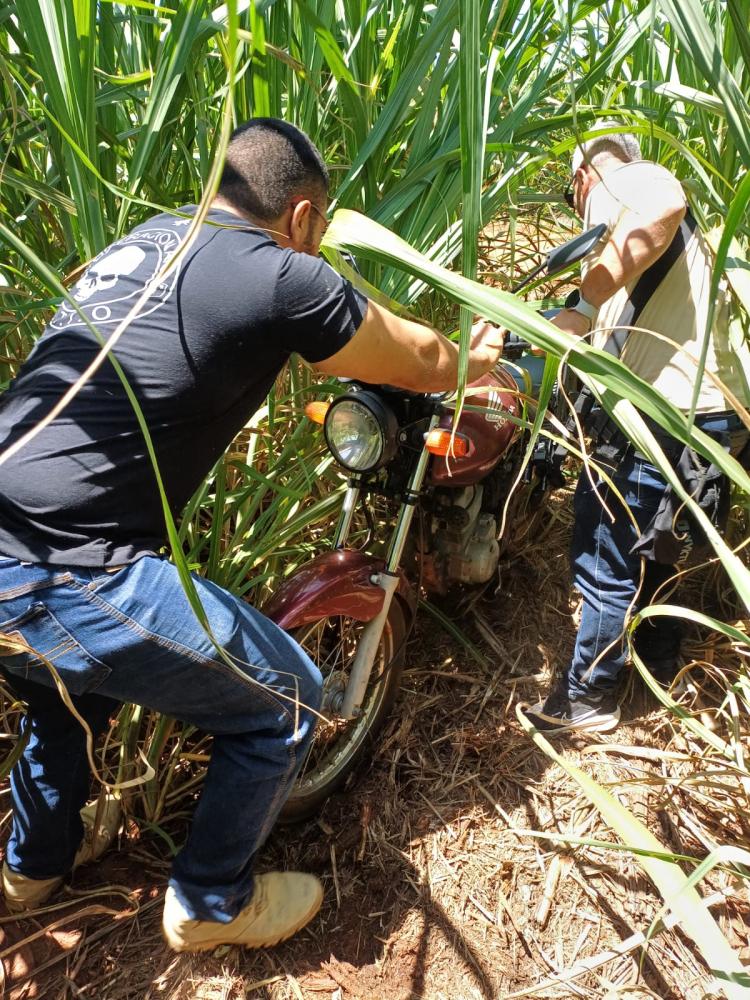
[280,602,407,822]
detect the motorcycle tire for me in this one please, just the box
[280,601,407,823]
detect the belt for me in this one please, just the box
[633,411,748,463]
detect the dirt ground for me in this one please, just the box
[1,483,748,1000]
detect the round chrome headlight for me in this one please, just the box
[324,392,398,473]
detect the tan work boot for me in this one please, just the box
[2,866,64,914]
[74,793,122,867]
[162,872,323,953]
[2,794,122,914]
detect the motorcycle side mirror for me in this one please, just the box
[510,222,607,294]
[544,223,607,278]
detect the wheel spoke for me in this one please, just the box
[290,614,395,795]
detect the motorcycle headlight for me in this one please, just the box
[324,392,398,473]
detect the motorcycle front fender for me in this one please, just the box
[262,550,416,631]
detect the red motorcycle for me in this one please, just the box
[264,224,605,819]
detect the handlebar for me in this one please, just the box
[503,332,532,358]
[503,307,562,358]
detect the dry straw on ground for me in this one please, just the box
[0,478,747,1000]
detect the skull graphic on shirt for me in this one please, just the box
[50,226,182,331]
[73,246,147,303]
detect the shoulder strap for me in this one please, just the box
[550,211,699,472]
[603,211,698,358]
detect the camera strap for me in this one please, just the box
[599,210,697,361]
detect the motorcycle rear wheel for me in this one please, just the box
[280,602,407,822]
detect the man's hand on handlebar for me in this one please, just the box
[552,308,590,338]
[521,308,588,358]
[509,308,589,358]
[468,319,505,380]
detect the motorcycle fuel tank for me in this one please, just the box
[428,365,521,487]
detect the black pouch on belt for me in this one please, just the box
[631,441,734,566]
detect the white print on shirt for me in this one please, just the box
[51,225,183,331]
[73,246,146,303]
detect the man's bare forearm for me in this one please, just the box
[312,301,503,392]
[581,205,685,308]
[408,322,505,392]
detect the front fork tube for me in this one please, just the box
[339,415,438,719]
[334,485,360,549]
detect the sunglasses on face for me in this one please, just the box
[290,199,330,237]
[309,202,330,236]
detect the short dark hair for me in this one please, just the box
[218,118,329,222]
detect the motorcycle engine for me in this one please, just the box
[431,485,500,587]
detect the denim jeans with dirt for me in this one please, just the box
[0,554,322,923]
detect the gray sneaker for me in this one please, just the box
[523,683,620,733]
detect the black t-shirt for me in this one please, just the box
[0,206,367,566]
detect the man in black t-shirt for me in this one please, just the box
[0,119,503,950]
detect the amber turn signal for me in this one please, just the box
[424,429,469,457]
[304,401,330,424]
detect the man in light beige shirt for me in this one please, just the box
[524,123,749,733]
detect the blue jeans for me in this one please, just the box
[0,555,322,922]
[567,411,744,699]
